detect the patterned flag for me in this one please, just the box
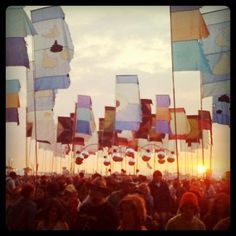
[135,99,152,139]
[212,94,230,126]
[31,6,74,91]
[200,8,230,97]
[185,115,201,145]
[57,116,73,144]
[115,75,142,131]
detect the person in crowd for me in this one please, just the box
[149,170,172,229]
[213,216,230,230]
[165,191,206,230]
[108,176,136,209]
[74,176,119,230]
[6,183,37,230]
[37,198,69,230]
[61,183,81,229]
[117,193,147,230]
[6,171,19,210]
[203,192,230,230]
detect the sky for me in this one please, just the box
[6,6,230,178]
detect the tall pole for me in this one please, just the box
[169,8,180,180]
[199,73,205,166]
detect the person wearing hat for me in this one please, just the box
[165,192,206,230]
[148,170,172,229]
[61,184,81,229]
[73,176,119,230]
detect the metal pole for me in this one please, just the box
[169,8,180,180]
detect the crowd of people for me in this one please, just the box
[6,169,230,230]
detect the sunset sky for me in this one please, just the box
[6,6,230,178]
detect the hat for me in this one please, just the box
[179,192,199,211]
[65,184,77,193]
[89,176,109,194]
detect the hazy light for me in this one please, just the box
[197,165,206,175]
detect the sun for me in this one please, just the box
[197,165,206,175]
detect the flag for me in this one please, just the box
[173,40,211,73]
[6,6,36,68]
[171,9,209,42]
[150,114,166,141]
[6,93,20,108]
[135,99,152,139]
[27,110,55,144]
[185,115,201,145]
[198,110,212,145]
[77,95,92,108]
[6,108,19,125]
[6,80,21,93]
[104,106,116,132]
[170,6,202,12]
[31,6,74,91]
[200,8,230,97]
[212,94,230,126]
[169,108,191,139]
[57,116,73,144]
[170,7,211,73]
[155,95,171,134]
[156,95,171,107]
[6,37,30,68]
[6,6,37,37]
[115,75,142,131]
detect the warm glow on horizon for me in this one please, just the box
[197,165,207,175]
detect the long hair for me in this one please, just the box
[118,193,147,229]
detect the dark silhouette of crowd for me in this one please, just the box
[6,169,230,230]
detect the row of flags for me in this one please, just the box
[6,6,230,160]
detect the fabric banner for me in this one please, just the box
[6,80,21,93]
[104,106,116,132]
[31,6,74,91]
[156,95,170,107]
[35,75,70,91]
[6,108,19,125]
[156,107,171,121]
[77,95,92,108]
[185,115,201,145]
[200,16,230,98]
[6,6,37,37]
[76,107,92,122]
[115,75,141,131]
[170,6,201,12]
[202,8,230,25]
[213,94,230,126]
[6,37,30,68]
[171,9,209,42]
[149,114,166,141]
[173,40,211,73]
[57,116,73,144]
[6,93,20,108]
[169,108,191,139]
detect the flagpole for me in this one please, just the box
[71,103,77,175]
[169,7,180,180]
[199,73,205,166]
